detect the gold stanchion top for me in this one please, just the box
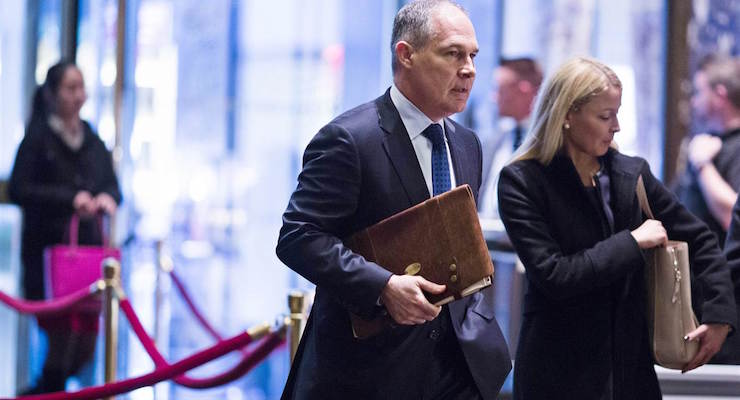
[288,291,305,314]
[247,322,272,340]
[103,257,121,279]
[156,240,174,272]
[92,279,107,293]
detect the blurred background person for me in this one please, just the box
[8,60,121,394]
[674,56,740,246]
[721,197,740,364]
[498,57,734,398]
[479,57,543,220]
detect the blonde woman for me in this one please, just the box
[498,57,735,399]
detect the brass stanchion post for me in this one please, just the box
[287,291,306,362]
[103,257,121,400]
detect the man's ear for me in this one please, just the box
[518,80,534,94]
[714,84,729,100]
[395,41,414,69]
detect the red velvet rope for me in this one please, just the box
[119,298,283,389]
[168,270,225,341]
[10,328,273,400]
[0,283,99,316]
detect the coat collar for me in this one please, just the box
[549,148,646,231]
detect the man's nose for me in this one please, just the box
[460,56,475,79]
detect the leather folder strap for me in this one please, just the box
[429,194,461,299]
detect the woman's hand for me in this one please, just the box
[630,219,668,249]
[93,193,118,215]
[682,323,731,373]
[73,191,96,217]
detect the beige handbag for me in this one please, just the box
[636,175,699,369]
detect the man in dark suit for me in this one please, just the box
[276,1,511,398]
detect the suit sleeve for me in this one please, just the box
[497,164,644,301]
[641,163,737,329]
[276,123,392,318]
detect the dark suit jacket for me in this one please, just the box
[277,90,511,399]
[718,197,740,363]
[498,149,736,399]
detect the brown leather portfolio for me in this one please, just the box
[345,184,494,338]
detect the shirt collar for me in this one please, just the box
[390,84,444,140]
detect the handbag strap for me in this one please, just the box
[67,213,109,247]
[635,175,655,220]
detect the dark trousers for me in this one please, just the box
[21,327,97,394]
[417,306,482,400]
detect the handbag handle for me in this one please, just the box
[635,175,655,220]
[68,214,111,248]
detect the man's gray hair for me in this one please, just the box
[390,0,466,74]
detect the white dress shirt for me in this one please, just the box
[390,85,457,197]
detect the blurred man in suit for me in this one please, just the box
[479,57,542,219]
[276,1,511,398]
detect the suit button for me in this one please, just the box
[429,329,440,341]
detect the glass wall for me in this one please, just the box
[0,4,26,393]
[116,0,398,398]
[0,2,28,178]
[77,0,119,150]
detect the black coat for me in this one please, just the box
[498,149,736,399]
[8,118,121,300]
[277,90,511,399]
[719,197,740,363]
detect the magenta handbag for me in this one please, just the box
[43,214,120,310]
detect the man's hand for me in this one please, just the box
[380,274,446,325]
[688,133,722,170]
[682,323,731,373]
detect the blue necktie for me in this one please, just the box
[422,123,451,196]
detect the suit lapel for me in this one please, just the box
[377,91,430,206]
[445,119,468,187]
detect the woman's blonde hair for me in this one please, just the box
[512,56,622,165]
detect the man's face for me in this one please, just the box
[493,65,536,121]
[493,66,520,119]
[403,4,478,121]
[691,71,721,130]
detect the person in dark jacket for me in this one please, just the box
[721,196,740,363]
[497,56,736,399]
[276,1,511,398]
[8,60,121,394]
[674,56,740,247]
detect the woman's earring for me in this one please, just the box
[564,122,570,130]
